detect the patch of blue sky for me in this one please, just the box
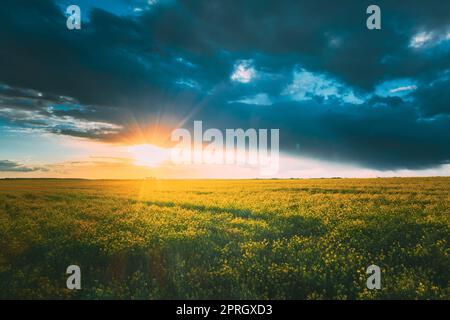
[0,123,80,163]
[375,78,418,98]
[407,30,450,63]
[230,93,272,106]
[409,30,450,50]
[283,68,364,104]
[175,78,201,90]
[132,0,176,14]
[230,60,257,84]
[175,57,196,69]
[50,103,84,112]
[57,0,155,21]
[341,91,365,105]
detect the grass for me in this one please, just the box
[0,177,448,299]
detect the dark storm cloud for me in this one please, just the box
[413,73,450,117]
[192,96,450,170]
[0,160,48,172]
[0,0,449,170]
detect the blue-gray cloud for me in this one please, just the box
[0,160,48,172]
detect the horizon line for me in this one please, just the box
[1,176,449,181]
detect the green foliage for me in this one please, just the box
[0,178,448,299]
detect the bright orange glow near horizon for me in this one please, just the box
[1,127,450,180]
[128,144,171,167]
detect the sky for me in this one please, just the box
[0,0,450,179]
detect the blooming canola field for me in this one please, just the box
[0,178,448,299]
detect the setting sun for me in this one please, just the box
[128,144,170,167]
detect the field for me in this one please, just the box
[0,178,448,299]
